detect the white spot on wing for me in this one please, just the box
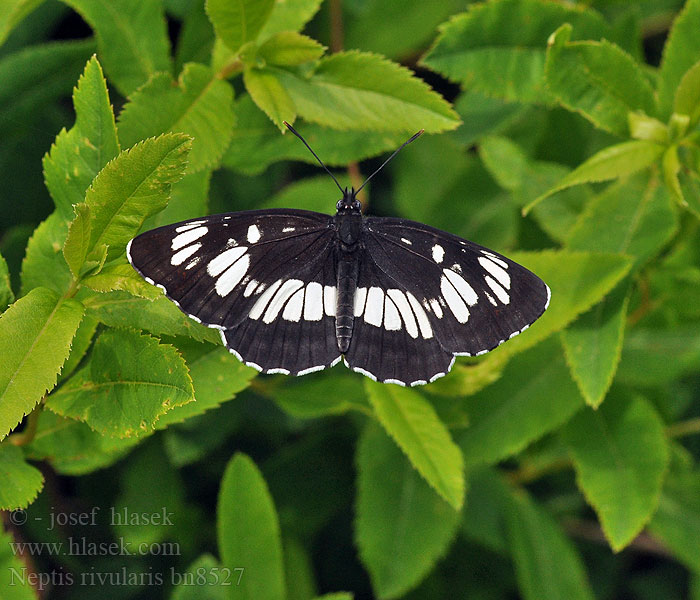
[282,288,304,322]
[263,279,303,323]
[172,226,207,250]
[387,289,418,338]
[479,256,511,289]
[353,287,367,317]
[304,282,324,321]
[207,246,248,277]
[282,226,295,233]
[324,286,337,316]
[400,237,412,245]
[429,298,443,319]
[171,243,201,266]
[216,254,250,296]
[432,244,445,263]
[249,280,282,319]
[485,292,497,306]
[482,251,508,269]
[383,295,401,330]
[244,279,258,297]
[440,275,469,323]
[185,256,202,270]
[247,224,261,243]
[175,220,205,233]
[364,287,384,327]
[406,292,432,339]
[485,275,510,304]
[443,268,478,306]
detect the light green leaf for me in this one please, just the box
[365,381,464,509]
[673,60,700,126]
[648,469,700,572]
[483,250,633,360]
[258,31,324,66]
[283,537,316,600]
[60,0,172,96]
[0,288,84,441]
[28,410,140,475]
[544,25,657,137]
[20,212,72,296]
[47,328,194,438]
[658,0,700,118]
[274,50,460,133]
[81,290,221,344]
[206,0,274,52]
[82,263,161,299]
[563,392,669,552]
[258,0,322,41]
[526,140,665,211]
[562,281,631,408]
[313,594,353,600]
[507,488,595,600]
[217,453,286,600]
[271,371,368,419]
[223,96,405,175]
[63,203,95,278]
[156,341,257,427]
[356,423,460,600]
[566,175,678,272]
[0,525,40,600]
[143,169,211,229]
[0,252,13,312]
[662,145,685,205]
[679,165,700,220]
[0,444,44,510]
[57,314,98,384]
[0,0,44,47]
[118,63,235,173]
[457,337,584,468]
[43,55,119,221]
[171,554,230,599]
[628,112,669,144]
[244,67,296,131]
[65,133,192,271]
[421,0,609,103]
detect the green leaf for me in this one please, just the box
[461,466,512,554]
[457,336,584,469]
[648,469,700,572]
[61,0,172,96]
[206,0,274,52]
[217,452,286,600]
[63,203,95,278]
[482,250,633,361]
[43,55,119,221]
[82,263,161,299]
[171,554,231,599]
[0,251,13,312]
[283,537,316,600]
[65,133,192,271]
[223,96,405,175]
[28,410,139,475]
[57,314,98,384]
[0,444,44,510]
[563,392,669,552]
[47,328,194,438]
[544,25,656,137]
[81,290,221,344]
[356,423,460,600]
[20,212,72,296]
[274,50,460,133]
[662,145,685,205]
[0,0,44,47]
[117,63,235,173]
[451,89,528,147]
[0,525,40,600]
[271,371,368,419]
[143,169,211,229]
[257,31,324,66]
[0,287,84,441]
[658,0,700,118]
[507,488,595,600]
[673,60,700,126]
[263,174,352,213]
[561,281,631,408]
[156,341,257,427]
[244,67,296,131]
[628,112,669,144]
[566,175,678,272]
[526,140,665,210]
[421,0,609,103]
[258,0,322,41]
[365,381,465,509]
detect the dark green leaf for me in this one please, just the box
[171,554,231,599]
[0,251,13,312]
[0,287,84,441]
[0,525,39,599]
[0,0,45,47]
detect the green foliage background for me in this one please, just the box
[1,0,700,598]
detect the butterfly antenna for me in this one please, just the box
[355,129,424,194]
[284,121,345,194]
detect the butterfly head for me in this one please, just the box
[336,188,362,214]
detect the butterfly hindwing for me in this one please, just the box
[127,209,334,330]
[364,217,550,357]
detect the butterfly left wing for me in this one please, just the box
[362,216,550,358]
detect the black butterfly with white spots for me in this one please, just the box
[127,124,550,386]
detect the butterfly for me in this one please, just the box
[127,123,550,386]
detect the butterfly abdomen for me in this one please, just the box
[336,253,359,353]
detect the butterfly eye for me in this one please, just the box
[353,200,361,211]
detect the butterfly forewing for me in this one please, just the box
[364,217,550,357]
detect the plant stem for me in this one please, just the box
[667,417,700,438]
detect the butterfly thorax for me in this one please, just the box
[334,188,363,250]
